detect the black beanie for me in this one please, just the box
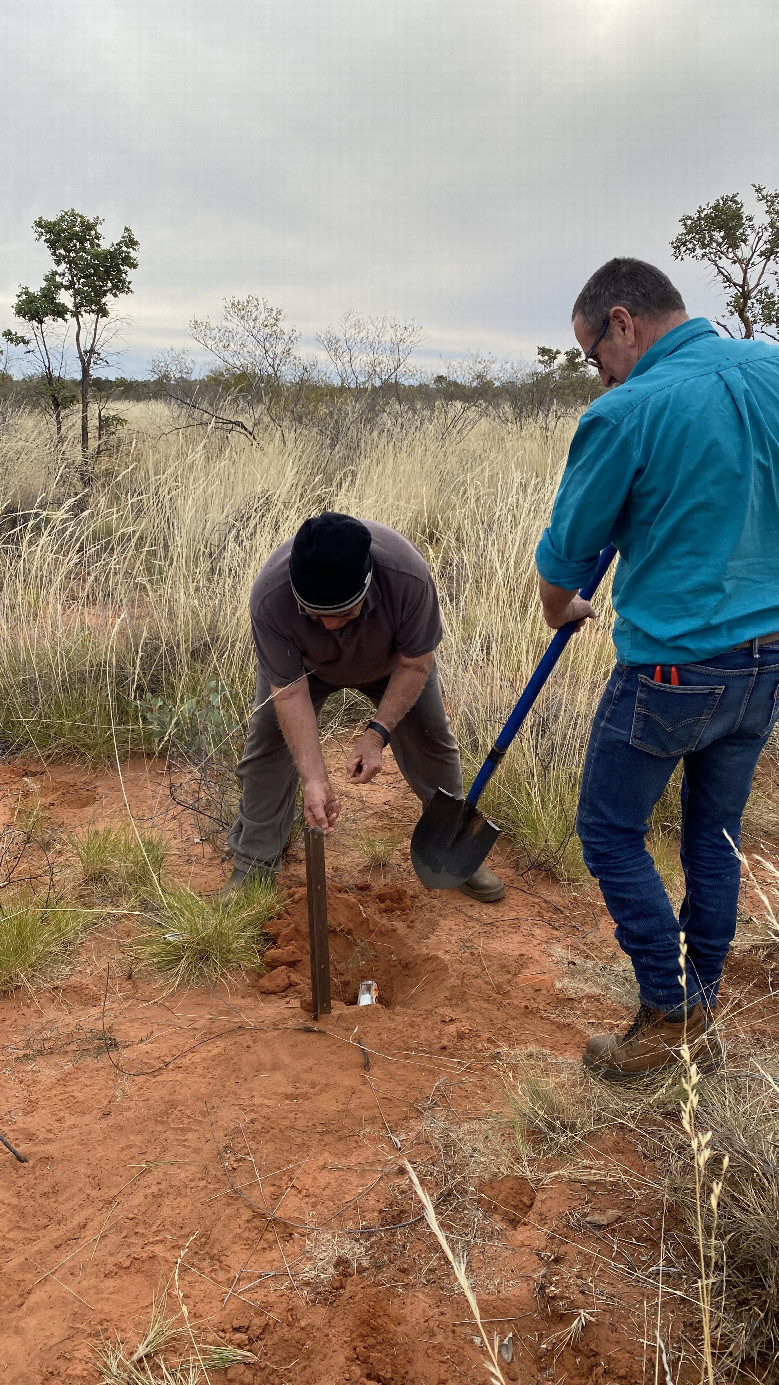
[289,512,373,613]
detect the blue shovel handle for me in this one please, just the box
[466,544,617,806]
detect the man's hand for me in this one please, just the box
[303,776,341,833]
[542,594,597,631]
[345,730,384,784]
[538,576,598,631]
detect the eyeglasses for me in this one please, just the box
[583,315,611,369]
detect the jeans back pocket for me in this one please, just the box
[630,677,725,758]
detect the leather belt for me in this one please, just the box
[732,631,779,651]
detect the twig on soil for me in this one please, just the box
[206,979,252,1023]
[404,1159,508,1385]
[475,941,500,994]
[49,1273,96,1311]
[322,1023,472,1072]
[0,1129,27,1162]
[206,1105,431,1237]
[364,1072,402,1150]
[221,1129,308,1309]
[182,1259,282,1317]
[273,1222,304,1302]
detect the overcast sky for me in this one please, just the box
[2,0,778,376]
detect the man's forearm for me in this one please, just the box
[539,576,577,624]
[272,684,327,782]
[538,576,597,631]
[374,655,433,732]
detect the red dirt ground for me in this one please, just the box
[1,747,777,1385]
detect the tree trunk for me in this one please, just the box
[79,369,91,486]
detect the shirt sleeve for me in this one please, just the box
[250,607,305,688]
[393,574,443,657]
[535,409,636,589]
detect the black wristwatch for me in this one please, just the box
[366,719,391,747]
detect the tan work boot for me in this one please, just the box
[583,1002,721,1082]
[458,864,505,902]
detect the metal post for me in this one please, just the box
[304,827,331,1019]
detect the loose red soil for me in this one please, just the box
[1,748,777,1385]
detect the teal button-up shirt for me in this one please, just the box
[535,319,779,664]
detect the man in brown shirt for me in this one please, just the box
[224,511,505,901]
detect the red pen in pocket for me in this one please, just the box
[654,666,662,683]
[670,666,679,685]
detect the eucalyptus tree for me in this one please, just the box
[671,185,779,340]
[5,209,139,479]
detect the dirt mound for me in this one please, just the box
[268,883,447,1009]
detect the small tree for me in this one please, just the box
[8,209,139,479]
[2,282,76,445]
[671,185,779,340]
[177,296,315,444]
[317,311,422,392]
[316,311,422,442]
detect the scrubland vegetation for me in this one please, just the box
[1,381,778,1384]
[0,389,621,877]
[1,383,775,877]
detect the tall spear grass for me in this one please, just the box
[3,400,772,876]
[0,401,612,874]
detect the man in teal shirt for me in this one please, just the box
[536,258,779,1080]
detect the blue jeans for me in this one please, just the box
[577,643,779,1012]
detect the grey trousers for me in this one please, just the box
[226,662,464,869]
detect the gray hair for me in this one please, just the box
[572,258,685,330]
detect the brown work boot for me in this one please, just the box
[458,863,506,902]
[583,1002,721,1082]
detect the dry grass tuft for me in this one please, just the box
[666,1051,779,1373]
[0,403,615,873]
[72,824,167,905]
[503,948,779,1377]
[130,877,282,987]
[357,828,404,869]
[0,891,94,991]
[94,1283,256,1384]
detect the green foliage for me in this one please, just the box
[73,826,167,905]
[671,184,779,340]
[136,679,241,756]
[31,210,139,321]
[7,208,139,467]
[536,345,588,375]
[131,879,282,988]
[0,894,93,991]
[12,278,70,329]
[2,328,31,348]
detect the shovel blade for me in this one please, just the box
[410,789,500,889]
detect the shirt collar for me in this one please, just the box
[627,317,718,382]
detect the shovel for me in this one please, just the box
[410,545,617,889]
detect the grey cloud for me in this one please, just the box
[2,0,779,375]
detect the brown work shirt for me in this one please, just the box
[249,521,443,688]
